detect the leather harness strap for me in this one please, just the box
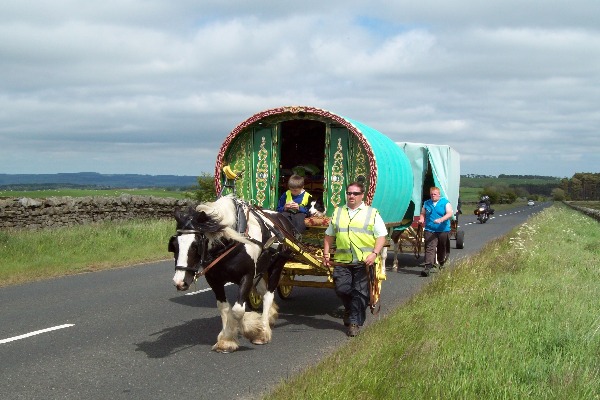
[196,242,241,277]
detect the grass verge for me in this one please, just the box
[265,203,600,399]
[0,219,174,287]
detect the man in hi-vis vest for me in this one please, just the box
[323,182,387,337]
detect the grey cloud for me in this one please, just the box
[0,1,598,178]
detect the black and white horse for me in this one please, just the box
[168,195,295,353]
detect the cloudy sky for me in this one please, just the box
[1,1,599,178]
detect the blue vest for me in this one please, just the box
[423,198,451,232]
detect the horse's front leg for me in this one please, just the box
[210,282,240,353]
[236,273,272,345]
[244,255,286,344]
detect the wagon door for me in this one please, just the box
[250,126,280,209]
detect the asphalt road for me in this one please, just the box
[0,203,549,400]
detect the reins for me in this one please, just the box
[195,242,242,277]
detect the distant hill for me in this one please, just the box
[0,172,199,189]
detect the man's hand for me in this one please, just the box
[365,252,377,266]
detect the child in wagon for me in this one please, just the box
[277,174,312,236]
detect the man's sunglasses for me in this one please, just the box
[346,191,363,196]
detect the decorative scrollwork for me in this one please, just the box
[255,136,269,205]
[330,138,345,208]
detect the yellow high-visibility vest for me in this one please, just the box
[285,191,311,207]
[331,206,377,263]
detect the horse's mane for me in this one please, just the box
[195,196,255,246]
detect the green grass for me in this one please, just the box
[461,176,561,188]
[0,219,175,287]
[458,187,482,202]
[0,188,188,199]
[265,204,600,399]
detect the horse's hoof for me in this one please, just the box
[212,341,238,353]
[251,339,268,345]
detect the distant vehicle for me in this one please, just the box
[528,200,535,206]
[474,202,491,223]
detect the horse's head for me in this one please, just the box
[168,205,222,291]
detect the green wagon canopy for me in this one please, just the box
[214,106,414,226]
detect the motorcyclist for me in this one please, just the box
[477,195,494,215]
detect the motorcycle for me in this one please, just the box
[474,202,491,223]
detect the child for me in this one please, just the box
[277,174,312,235]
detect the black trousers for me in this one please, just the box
[424,230,450,266]
[332,264,369,326]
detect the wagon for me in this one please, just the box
[214,106,415,309]
[389,142,464,266]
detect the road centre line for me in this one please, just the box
[1,324,74,344]
[185,282,232,296]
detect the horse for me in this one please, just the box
[168,195,296,353]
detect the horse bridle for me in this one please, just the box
[173,229,244,277]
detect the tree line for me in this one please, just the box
[557,173,600,201]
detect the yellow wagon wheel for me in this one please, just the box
[277,275,295,299]
[248,285,263,311]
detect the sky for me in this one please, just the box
[1,1,599,179]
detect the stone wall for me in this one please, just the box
[563,201,600,222]
[0,195,196,230]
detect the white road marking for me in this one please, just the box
[185,282,233,296]
[1,324,74,344]
[461,208,532,226]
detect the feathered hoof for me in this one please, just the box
[251,338,269,345]
[212,339,239,353]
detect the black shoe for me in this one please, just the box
[343,310,350,327]
[347,324,359,337]
[421,265,432,277]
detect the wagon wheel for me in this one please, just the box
[248,285,263,311]
[415,223,424,258]
[277,275,294,300]
[455,230,465,249]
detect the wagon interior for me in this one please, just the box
[277,119,327,205]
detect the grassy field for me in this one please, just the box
[0,188,188,199]
[265,203,600,399]
[0,219,174,287]
[460,176,562,188]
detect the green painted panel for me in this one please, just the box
[326,127,349,212]
[252,127,277,208]
[348,133,371,190]
[221,130,252,199]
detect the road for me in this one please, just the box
[0,203,549,399]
